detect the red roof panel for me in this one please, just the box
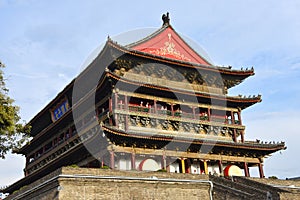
[131,26,211,65]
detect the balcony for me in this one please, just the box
[112,103,244,140]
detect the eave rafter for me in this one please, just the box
[102,125,286,156]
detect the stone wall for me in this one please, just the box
[59,178,209,200]
[5,167,211,200]
[247,177,300,200]
[6,167,300,200]
[211,176,300,200]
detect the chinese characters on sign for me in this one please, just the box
[51,98,70,122]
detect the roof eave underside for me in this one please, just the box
[103,126,286,153]
[109,40,254,78]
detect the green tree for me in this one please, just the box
[0,61,30,158]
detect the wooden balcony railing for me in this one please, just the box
[116,103,241,125]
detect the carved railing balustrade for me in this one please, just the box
[113,103,244,140]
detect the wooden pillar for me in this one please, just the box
[237,111,242,125]
[154,100,157,114]
[124,95,129,131]
[198,160,202,174]
[171,103,174,116]
[114,93,118,128]
[101,157,104,168]
[109,97,113,125]
[186,159,191,174]
[181,158,186,174]
[218,160,223,175]
[25,157,29,167]
[131,153,136,170]
[24,169,28,176]
[207,108,211,121]
[231,112,237,142]
[233,129,237,143]
[192,106,196,119]
[231,111,235,124]
[162,152,167,170]
[114,114,118,128]
[258,163,264,178]
[166,157,170,173]
[241,130,245,143]
[110,151,115,169]
[244,162,250,177]
[114,93,118,109]
[203,160,208,175]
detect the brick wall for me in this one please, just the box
[7,167,300,200]
[5,167,211,200]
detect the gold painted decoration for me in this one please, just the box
[150,33,191,62]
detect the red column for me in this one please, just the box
[109,97,113,125]
[244,162,250,177]
[110,151,115,169]
[238,111,242,125]
[233,129,237,143]
[218,160,223,175]
[131,153,136,170]
[124,95,128,109]
[154,100,157,114]
[208,108,211,121]
[198,160,202,174]
[101,157,104,168]
[186,159,191,174]
[114,94,118,128]
[231,111,235,124]
[258,163,264,178]
[114,93,118,109]
[241,130,245,143]
[171,104,174,116]
[124,95,129,131]
[192,106,196,119]
[231,112,238,142]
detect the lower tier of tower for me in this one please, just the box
[80,148,265,179]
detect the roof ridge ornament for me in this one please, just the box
[162,12,170,26]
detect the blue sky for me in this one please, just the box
[1,0,300,188]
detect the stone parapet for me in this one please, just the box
[5,167,211,200]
